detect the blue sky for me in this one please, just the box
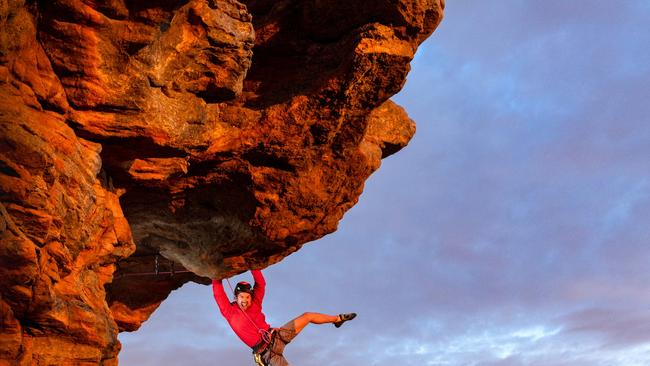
[119,1,650,365]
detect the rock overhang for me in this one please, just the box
[0,0,444,364]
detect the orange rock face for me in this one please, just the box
[0,0,444,364]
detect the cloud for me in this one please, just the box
[119,1,650,365]
[559,308,650,348]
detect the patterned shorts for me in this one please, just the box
[261,321,298,366]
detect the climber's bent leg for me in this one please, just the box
[266,352,290,366]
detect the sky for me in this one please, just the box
[118,1,650,365]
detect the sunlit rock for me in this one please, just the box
[0,0,444,363]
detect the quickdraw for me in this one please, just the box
[114,254,193,278]
[253,353,267,366]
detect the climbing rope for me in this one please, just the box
[226,278,273,344]
[114,254,193,278]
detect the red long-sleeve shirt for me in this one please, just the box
[212,270,270,348]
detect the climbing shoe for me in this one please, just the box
[334,313,357,328]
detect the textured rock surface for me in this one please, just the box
[0,0,444,364]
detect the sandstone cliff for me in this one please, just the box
[0,0,444,364]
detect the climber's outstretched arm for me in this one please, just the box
[212,279,232,317]
[251,269,266,304]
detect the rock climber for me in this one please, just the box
[212,269,356,366]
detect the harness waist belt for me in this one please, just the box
[252,329,274,354]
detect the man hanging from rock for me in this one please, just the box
[212,269,357,366]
